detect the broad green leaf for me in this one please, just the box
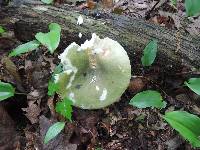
[44,122,65,144]
[0,26,5,34]
[56,98,73,121]
[185,0,200,17]
[41,0,53,4]
[129,90,166,109]
[185,78,200,95]
[0,81,15,101]
[141,39,158,67]
[163,111,200,148]
[9,40,40,57]
[35,23,61,54]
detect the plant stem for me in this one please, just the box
[15,92,27,95]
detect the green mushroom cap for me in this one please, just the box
[55,33,131,109]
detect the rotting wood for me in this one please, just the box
[0,3,200,71]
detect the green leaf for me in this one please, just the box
[163,111,200,148]
[185,0,200,17]
[185,78,200,95]
[48,64,63,96]
[56,98,73,121]
[9,40,40,57]
[170,0,177,6]
[44,122,65,144]
[0,81,15,101]
[35,23,61,53]
[0,26,5,34]
[141,39,158,67]
[48,80,59,96]
[41,0,53,4]
[129,90,166,109]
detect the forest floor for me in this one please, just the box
[0,0,200,149]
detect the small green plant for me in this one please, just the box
[44,122,65,144]
[0,81,15,101]
[9,23,61,57]
[48,64,63,96]
[129,90,166,109]
[170,0,200,17]
[163,111,200,148]
[184,78,200,95]
[35,23,61,54]
[170,0,177,7]
[130,36,200,148]
[0,25,5,35]
[141,39,158,67]
[185,0,200,17]
[55,98,73,122]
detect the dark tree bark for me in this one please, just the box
[0,1,200,70]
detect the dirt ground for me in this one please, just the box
[0,0,200,150]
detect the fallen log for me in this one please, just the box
[0,2,200,71]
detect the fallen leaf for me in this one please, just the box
[22,103,41,124]
[2,56,25,92]
[128,77,146,93]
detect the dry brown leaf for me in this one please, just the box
[128,77,146,93]
[47,97,56,117]
[1,56,25,92]
[86,0,97,9]
[102,0,113,8]
[22,103,41,124]
[42,56,56,73]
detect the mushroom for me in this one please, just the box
[55,33,131,109]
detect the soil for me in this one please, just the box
[0,0,200,150]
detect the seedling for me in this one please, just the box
[35,23,61,54]
[170,0,177,7]
[185,0,200,17]
[55,97,73,121]
[9,23,61,57]
[0,25,5,35]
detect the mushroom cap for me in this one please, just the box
[55,33,131,109]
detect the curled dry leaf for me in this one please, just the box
[1,56,24,92]
[128,77,147,93]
